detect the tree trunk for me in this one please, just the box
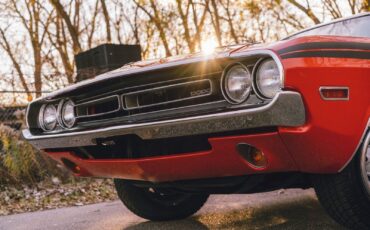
[49,0,82,53]
[100,0,112,43]
[287,0,321,24]
[209,0,222,46]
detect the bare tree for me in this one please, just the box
[0,29,31,97]
[208,0,223,45]
[287,0,321,24]
[46,15,75,84]
[2,0,53,97]
[133,0,173,56]
[176,0,209,52]
[220,0,239,44]
[49,0,82,54]
[361,0,370,11]
[86,0,100,49]
[100,0,112,43]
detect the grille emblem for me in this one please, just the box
[190,88,211,97]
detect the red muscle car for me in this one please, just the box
[23,13,370,229]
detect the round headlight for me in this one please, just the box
[222,64,252,104]
[39,104,57,131]
[255,58,282,99]
[59,100,76,128]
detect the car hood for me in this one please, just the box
[96,43,260,78]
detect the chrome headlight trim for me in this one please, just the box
[252,57,283,100]
[57,99,76,129]
[221,63,252,104]
[38,104,46,130]
[38,104,57,131]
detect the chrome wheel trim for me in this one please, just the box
[360,133,370,195]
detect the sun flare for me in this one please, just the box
[201,38,218,55]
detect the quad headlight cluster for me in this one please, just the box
[38,99,76,131]
[221,58,283,104]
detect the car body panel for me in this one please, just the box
[46,132,298,182]
[260,35,370,173]
[279,56,370,173]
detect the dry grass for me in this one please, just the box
[0,178,118,216]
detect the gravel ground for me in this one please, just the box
[0,188,345,230]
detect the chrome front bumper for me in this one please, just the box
[22,91,306,149]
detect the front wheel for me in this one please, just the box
[312,133,370,230]
[114,179,209,221]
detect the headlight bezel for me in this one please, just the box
[252,57,284,100]
[57,99,76,129]
[221,63,253,104]
[38,104,58,131]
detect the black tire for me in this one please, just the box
[312,135,370,230]
[114,179,209,221]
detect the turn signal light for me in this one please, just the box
[236,143,268,168]
[320,87,349,100]
[250,148,268,167]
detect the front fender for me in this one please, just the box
[278,55,370,173]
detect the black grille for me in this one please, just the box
[75,95,120,118]
[64,135,212,159]
[74,72,225,124]
[123,79,212,110]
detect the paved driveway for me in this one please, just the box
[0,189,344,230]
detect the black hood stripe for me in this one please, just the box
[278,42,370,55]
[281,50,370,60]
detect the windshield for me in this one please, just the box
[287,14,370,39]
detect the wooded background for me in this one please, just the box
[0,0,369,105]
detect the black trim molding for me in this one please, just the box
[281,50,370,60]
[278,42,370,55]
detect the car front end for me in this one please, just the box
[23,45,309,181]
[23,28,370,227]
